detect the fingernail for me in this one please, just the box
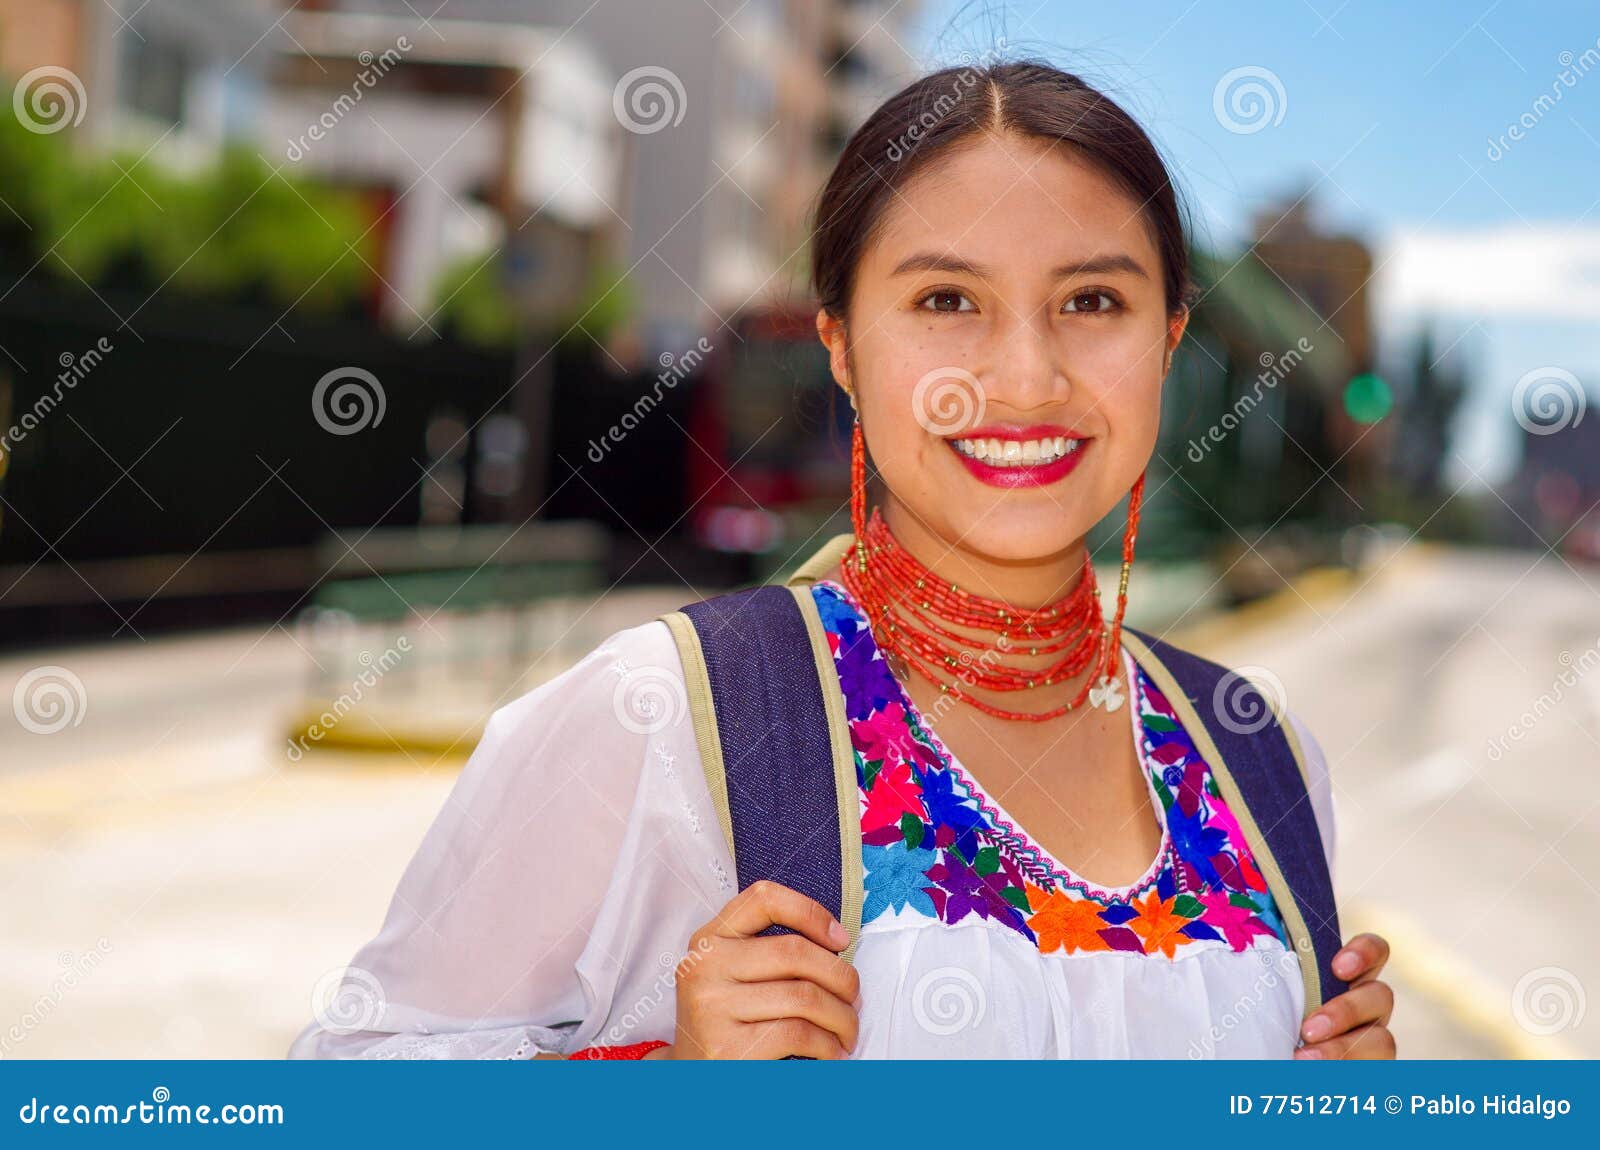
[1302,1014,1332,1042]
[1334,953,1358,976]
[828,920,849,947]
[1294,1047,1323,1059]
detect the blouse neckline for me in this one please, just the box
[813,576,1173,902]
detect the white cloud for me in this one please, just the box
[1376,223,1600,321]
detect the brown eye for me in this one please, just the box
[920,290,972,313]
[1064,291,1116,314]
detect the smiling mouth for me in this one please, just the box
[942,428,1090,488]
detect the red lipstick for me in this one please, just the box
[943,425,1090,489]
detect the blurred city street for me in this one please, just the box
[2,0,1598,1066]
[3,541,1593,1058]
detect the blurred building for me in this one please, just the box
[0,0,273,163]
[1249,193,1387,503]
[1505,418,1600,561]
[262,9,624,332]
[324,0,920,354]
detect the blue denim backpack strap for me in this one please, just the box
[659,583,863,964]
[1121,625,1349,1017]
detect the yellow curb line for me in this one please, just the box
[286,709,483,761]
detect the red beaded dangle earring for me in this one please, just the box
[849,407,869,572]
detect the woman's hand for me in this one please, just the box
[1294,932,1396,1059]
[655,880,861,1060]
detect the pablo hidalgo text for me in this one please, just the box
[1411,1094,1570,1119]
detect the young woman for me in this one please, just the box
[290,61,1395,1061]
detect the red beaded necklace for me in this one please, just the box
[841,418,1145,722]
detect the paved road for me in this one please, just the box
[1190,543,1598,1059]
[2,547,1590,1058]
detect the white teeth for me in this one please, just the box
[948,436,1083,466]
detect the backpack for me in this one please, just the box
[657,533,1348,1021]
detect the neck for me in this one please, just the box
[879,498,1090,610]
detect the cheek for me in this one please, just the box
[1067,326,1165,432]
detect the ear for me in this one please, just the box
[815,308,852,400]
[1163,305,1189,373]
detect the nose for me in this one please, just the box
[989,306,1066,410]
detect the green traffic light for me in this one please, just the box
[1343,373,1392,424]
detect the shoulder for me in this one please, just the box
[453,615,697,840]
[486,615,686,748]
[450,609,730,896]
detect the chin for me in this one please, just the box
[937,504,1093,565]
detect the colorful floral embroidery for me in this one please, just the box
[814,578,1291,961]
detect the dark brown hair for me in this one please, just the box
[811,60,1190,318]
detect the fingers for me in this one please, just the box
[1294,1020,1397,1060]
[731,979,860,1052]
[1301,979,1395,1046]
[674,881,861,1060]
[1332,932,1390,984]
[735,1017,851,1060]
[706,880,850,952]
[724,933,862,1005]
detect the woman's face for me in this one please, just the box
[819,131,1186,574]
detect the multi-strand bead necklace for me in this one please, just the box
[842,419,1145,722]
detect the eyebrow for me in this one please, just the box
[889,251,1150,281]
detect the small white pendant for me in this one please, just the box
[1088,673,1124,712]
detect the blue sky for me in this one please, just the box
[910,0,1600,486]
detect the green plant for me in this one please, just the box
[0,107,372,312]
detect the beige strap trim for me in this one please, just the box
[783,533,855,587]
[1121,629,1326,1016]
[660,611,736,873]
[786,582,864,964]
